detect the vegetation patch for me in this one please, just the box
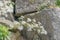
[0,24,10,40]
[55,0,60,7]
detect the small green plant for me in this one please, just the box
[0,24,10,40]
[55,0,60,7]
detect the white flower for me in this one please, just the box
[14,21,20,25]
[40,26,44,29]
[30,24,35,28]
[27,27,32,31]
[32,19,36,22]
[27,23,34,29]
[0,1,4,6]
[27,23,31,27]
[9,4,13,9]
[38,22,41,25]
[44,31,47,35]
[41,30,47,35]
[27,18,31,22]
[35,24,39,27]
[9,24,14,28]
[21,16,24,18]
[37,29,40,33]
[41,28,47,35]
[41,31,45,34]
[21,21,26,24]
[18,26,23,31]
[41,28,45,31]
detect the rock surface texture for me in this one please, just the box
[1,0,60,40]
[24,8,60,40]
[51,8,60,40]
[15,0,55,40]
[15,0,49,16]
[24,9,54,40]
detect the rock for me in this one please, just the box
[0,13,14,22]
[15,0,50,16]
[22,8,60,40]
[0,18,14,27]
[21,9,54,40]
[51,8,60,40]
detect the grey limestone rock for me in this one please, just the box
[15,0,49,15]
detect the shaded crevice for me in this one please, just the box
[12,0,18,20]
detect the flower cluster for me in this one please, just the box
[0,0,14,17]
[17,16,47,35]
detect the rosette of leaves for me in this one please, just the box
[0,24,10,40]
